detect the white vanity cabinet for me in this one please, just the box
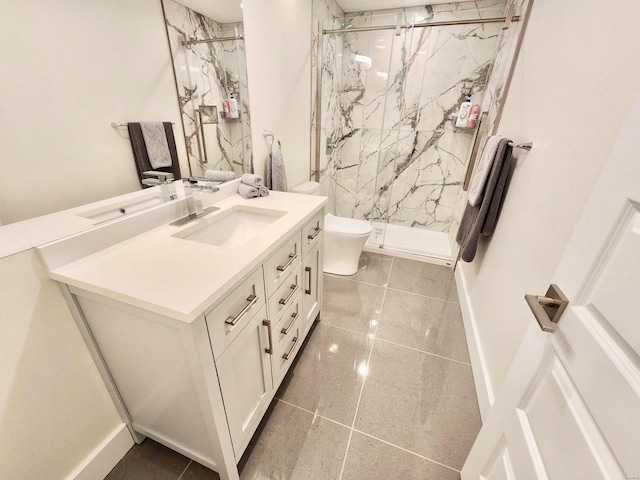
[48,202,325,480]
[301,211,324,334]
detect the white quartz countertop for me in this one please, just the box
[39,191,326,323]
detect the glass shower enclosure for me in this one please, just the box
[316,1,520,263]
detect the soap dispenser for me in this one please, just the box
[455,93,472,128]
[228,93,239,119]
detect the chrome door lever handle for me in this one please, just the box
[525,284,569,333]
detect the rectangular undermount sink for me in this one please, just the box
[78,194,165,224]
[174,205,286,248]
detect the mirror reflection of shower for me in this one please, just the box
[163,0,253,178]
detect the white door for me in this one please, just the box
[462,100,640,479]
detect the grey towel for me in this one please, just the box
[468,135,502,206]
[205,170,235,182]
[267,149,288,191]
[258,186,269,197]
[127,123,181,186]
[456,138,513,262]
[140,122,172,168]
[241,173,263,187]
[238,183,259,199]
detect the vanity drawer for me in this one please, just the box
[206,267,266,358]
[263,231,302,297]
[273,293,302,353]
[301,210,324,257]
[272,310,303,385]
[267,264,302,326]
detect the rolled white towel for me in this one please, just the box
[205,170,235,183]
[241,173,263,187]
[258,186,269,197]
[238,183,259,199]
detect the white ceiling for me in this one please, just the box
[336,0,474,13]
[174,0,243,24]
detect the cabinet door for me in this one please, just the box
[302,240,323,334]
[216,307,273,455]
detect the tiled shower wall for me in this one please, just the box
[317,0,507,234]
[164,0,252,177]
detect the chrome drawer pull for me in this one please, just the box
[282,336,299,360]
[276,252,298,272]
[263,319,273,355]
[279,283,299,306]
[281,311,299,335]
[225,294,258,326]
[305,266,312,295]
[307,226,322,240]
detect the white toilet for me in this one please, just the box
[290,182,372,275]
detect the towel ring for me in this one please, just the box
[262,130,274,154]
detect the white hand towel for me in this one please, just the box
[268,150,288,192]
[241,173,263,187]
[205,170,235,182]
[238,183,259,199]
[140,122,172,169]
[258,186,269,197]
[468,135,502,206]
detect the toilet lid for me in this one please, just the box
[324,213,372,235]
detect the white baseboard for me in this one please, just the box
[66,424,133,480]
[455,267,494,421]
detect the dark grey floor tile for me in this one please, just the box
[354,341,481,470]
[377,289,470,363]
[387,258,458,302]
[342,432,459,480]
[105,439,190,480]
[335,252,393,286]
[180,461,220,479]
[239,401,350,480]
[276,323,371,425]
[321,274,385,335]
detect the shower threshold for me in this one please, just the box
[365,223,453,267]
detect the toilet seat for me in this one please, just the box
[324,213,372,236]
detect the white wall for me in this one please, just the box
[242,0,312,189]
[0,250,124,479]
[459,0,640,402]
[0,0,188,224]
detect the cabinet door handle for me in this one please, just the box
[276,252,298,272]
[263,319,273,355]
[305,266,312,295]
[279,283,299,305]
[282,336,299,360]
[225,294,258,326]
[307,226,322,240]
[281,311,299,335]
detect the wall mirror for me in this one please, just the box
[0,0,252,238]
[163,0,253,178]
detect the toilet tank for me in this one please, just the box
[290,181,321,195]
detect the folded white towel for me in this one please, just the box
[258,186,269,197]
[140,122,172,169]
[205,170,235,182]
[238,183,259,199]
[241,173,263,187]
[468,135,502,206]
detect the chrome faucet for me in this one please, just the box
[141,171,177,202]
[182,177,219,217]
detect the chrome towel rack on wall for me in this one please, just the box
[111,122,176,128]
[509,141,533,150]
